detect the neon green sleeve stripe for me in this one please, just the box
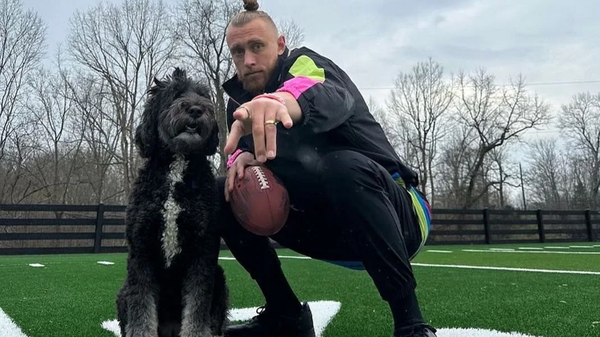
[288,55,326,82]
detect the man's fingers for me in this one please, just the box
[233,105,251,121]
[237,163,245,180]
[227,101,288,161]
[225,172,233,202]
[277,108,294,129]
[251,109,266,162]
[224,121,245,155]
[264,105,278,160]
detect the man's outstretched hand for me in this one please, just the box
[224,93,299,163]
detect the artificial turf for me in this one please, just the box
[0,242,598,337]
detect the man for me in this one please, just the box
[217,1,437,337]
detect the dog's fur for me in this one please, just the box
[116,68,228,337]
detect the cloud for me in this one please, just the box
[265,0,600,112]
[20,0,600,111]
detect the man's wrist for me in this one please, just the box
[252,93,286,106]
[227,149,246,169]
[271,91,303,123]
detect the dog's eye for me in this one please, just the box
[179,101,189,109]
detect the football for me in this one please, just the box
[229,165,290,236]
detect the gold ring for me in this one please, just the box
[264,119,278,125]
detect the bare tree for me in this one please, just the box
[386,58,454,204]
[451,68,551,208]
[568,156,591,210]
[0,120,37,203]
[0,0,46,185]
[558,92,600,208]
[436,123,478,208]
[524,138,571,209]
[24,64,84,208]
[68,0,178,199]
[63,69,122,204]
[277,18,304,50]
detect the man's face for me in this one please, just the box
[227,19,286,94]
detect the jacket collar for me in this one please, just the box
[222,46,290,105]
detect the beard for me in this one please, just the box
[240,72,267,94]
[239,60,278,94]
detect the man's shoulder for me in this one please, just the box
[286,46,335,65]
[288,46,315,56]
[283,46,347,80]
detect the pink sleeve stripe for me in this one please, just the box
[276,76,321,99]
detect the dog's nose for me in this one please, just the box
[189,106,204,117]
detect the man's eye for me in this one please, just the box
[252,44,263,52]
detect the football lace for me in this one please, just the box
[252,166,270,190]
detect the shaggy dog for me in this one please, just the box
[116,68,228,337]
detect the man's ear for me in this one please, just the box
[277,35,286,54]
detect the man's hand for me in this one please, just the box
[225,151,260,202]
[224,93,300,162]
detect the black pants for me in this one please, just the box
[218,150,424,301]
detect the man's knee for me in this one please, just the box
[316,150,380,194]
[318,150,364,178]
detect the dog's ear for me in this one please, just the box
[152,76,165,89]
[135,104,159,158]
[203,124,220,156]
[172,67,187,80]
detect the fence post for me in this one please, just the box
[94,203,105,253]
[536,209,545,243]
[584,209,594,242]
[483,208,491,244]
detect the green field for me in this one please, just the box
[0,242,599,337]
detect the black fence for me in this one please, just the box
[0,204,599,255]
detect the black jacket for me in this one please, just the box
[222,46,419,188]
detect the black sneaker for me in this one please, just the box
[224,302,316,337]
[395,324,437,337]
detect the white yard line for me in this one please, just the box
[412,263,600,275]
[462,249,600,255]
[434,328,545,337]
[518,247,543,250]
[0,307,28,337]
[426,250,453,253]
[277,255,312,259]
[219,255,311,261]
[220,254,600,275]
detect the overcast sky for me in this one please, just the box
[21,0,600,138]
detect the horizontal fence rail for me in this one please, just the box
[428,208,600,245]
[0,204,599,255]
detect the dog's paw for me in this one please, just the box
[180,325,211,337]
[125,327,159,337]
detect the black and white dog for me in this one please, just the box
[116,68,228,337]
